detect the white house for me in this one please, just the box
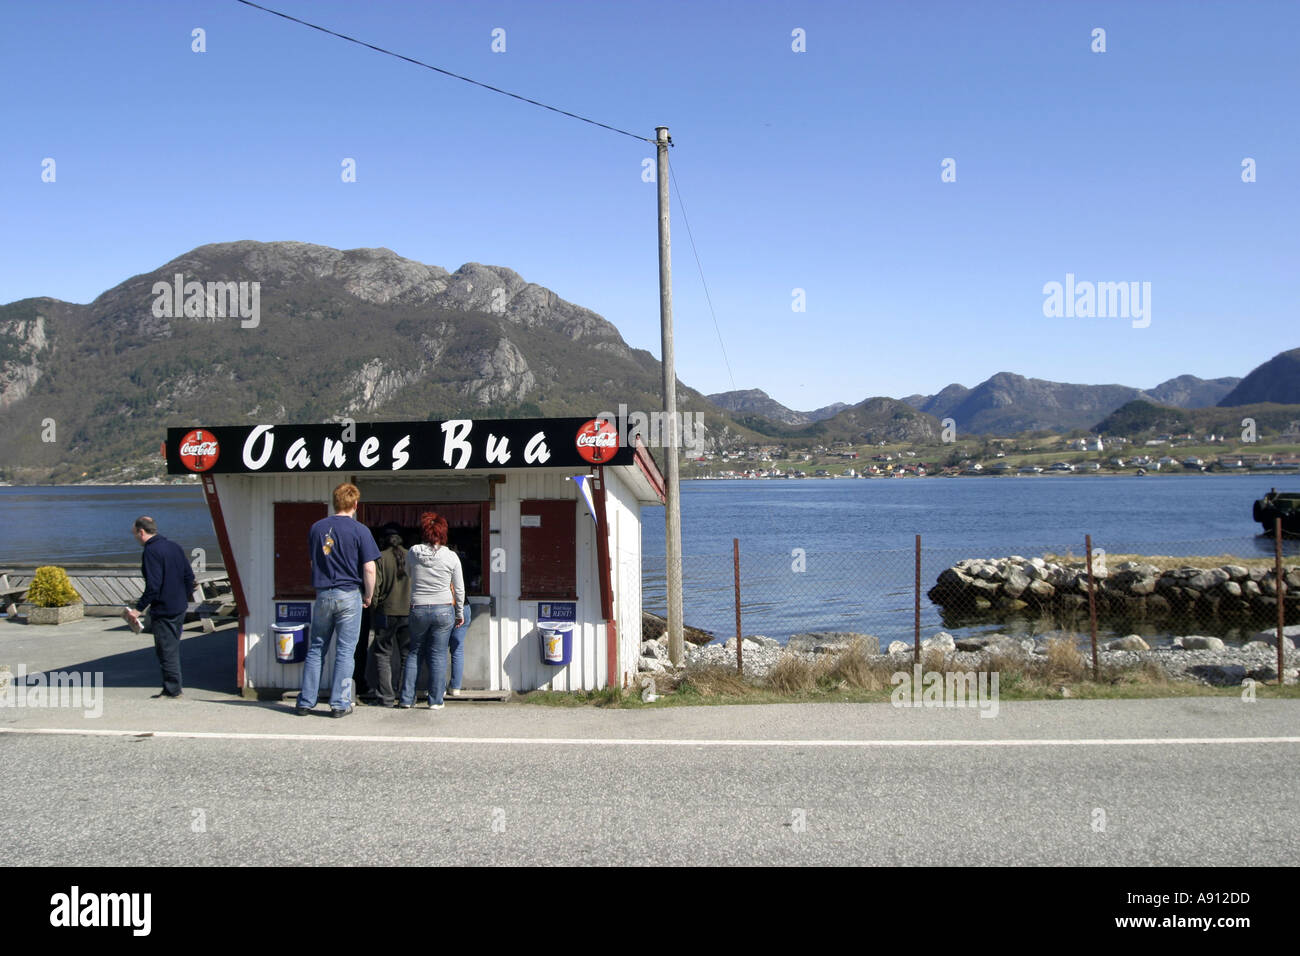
[165,417,665,697]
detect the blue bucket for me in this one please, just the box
[273,623,307,663]
[538,622,573,666]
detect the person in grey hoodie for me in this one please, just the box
[398,512,464,710]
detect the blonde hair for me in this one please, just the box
[332,482,361,513]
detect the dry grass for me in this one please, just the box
[765,654,823,694]
[677,664,752,698]
[822,639,893,690]
[1099,656,1170,685]
[1043,636,1088,683]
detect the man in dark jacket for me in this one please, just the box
[368,528,412,707]
[127,516,196,699]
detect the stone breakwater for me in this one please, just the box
[927,555,1300,625]
[635,626,1299,687]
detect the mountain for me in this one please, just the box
[1096,399,1300,439]
[708,389,810,426]
[1218,348,1300,406]
[904,373,1241,435]
[0,240,739,481]
[706,388,848,426]
[903,383,972,419]
[1145,374,1239,408]
[924,373,1145,434]
[817,396,941,444]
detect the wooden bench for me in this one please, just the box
[0,572,26,615]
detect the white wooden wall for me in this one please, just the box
[221,468,644,694]
[604,469,646,688]
[489,470,604,692]
[215,472,337,692]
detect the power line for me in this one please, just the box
[667,154,736,392]
[232,2,734,390]
[232,0,654,144]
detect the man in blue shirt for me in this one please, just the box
[127,516,196,699]
[296,482,380,717]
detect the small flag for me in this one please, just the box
[570,475,598,524]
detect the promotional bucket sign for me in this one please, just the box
[177,429,220,472]
[537,602,575,665]
[273,602,311,664]
[537,602,576,623]
[164,417,636,475]
[575,418,619,464]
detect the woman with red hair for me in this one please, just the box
[398,512,465,710]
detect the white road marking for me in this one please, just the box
[2,727,1299,747]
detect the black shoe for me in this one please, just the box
[152,690,183,699]
[294,704,312,716]
[330,705,354,718]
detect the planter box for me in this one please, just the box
[23,603,85,625]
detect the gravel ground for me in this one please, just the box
[642,631,1299,686]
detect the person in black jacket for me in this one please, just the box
[126,516,196,699]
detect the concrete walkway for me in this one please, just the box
[3,613,1300,746]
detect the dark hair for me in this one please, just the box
[385,532,408,578]
[420,512,448,546]
[133,516,157,534]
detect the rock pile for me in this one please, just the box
[928,556,1299,625]
[634,625,1299,687]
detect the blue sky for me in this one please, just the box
[2,0,1296,409]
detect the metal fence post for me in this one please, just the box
[1085,534,1099,681]
[733,537,742,675]
[1277,518,1286,685]
[914,534,921,665]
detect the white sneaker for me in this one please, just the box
[449,689,462,698]
[430,703,445,710]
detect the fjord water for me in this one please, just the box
[2,476,1293,643]
[639,475,1296,644]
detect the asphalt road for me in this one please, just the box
[4,703,1298,866]
[2,618,1297,866]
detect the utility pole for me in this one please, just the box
[656,125,684,665]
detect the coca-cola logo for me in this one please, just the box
[178,429,220,472]
[575,419,619,464]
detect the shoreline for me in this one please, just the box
[2,470,1297,489]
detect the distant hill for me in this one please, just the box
[927,373,1145,435]
[1096,399,1300,439]
[706,388,847,426]
[2,241,1288,482]
[1218,348,1300,406]
[787,396,941,444]
[1145,374,1240,408]
[904,372,1240,435]
[0,241,740,481]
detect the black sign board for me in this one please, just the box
[165,417,634,475]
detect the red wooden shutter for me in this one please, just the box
[519,500,577,600]
[274,502,327,598]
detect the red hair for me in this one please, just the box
[420,511,448,546]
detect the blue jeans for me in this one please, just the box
[448,603,471,691]
[298,587,363,711]
[401,604,455,707]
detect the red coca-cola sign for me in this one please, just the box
[178,429,220,472]
[575,419,619,464]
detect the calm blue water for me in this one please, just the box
[2,476,1294,644]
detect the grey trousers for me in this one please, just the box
[369,615,410,705]
[151,611,184,696]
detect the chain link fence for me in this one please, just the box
[642,534,1300,650]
